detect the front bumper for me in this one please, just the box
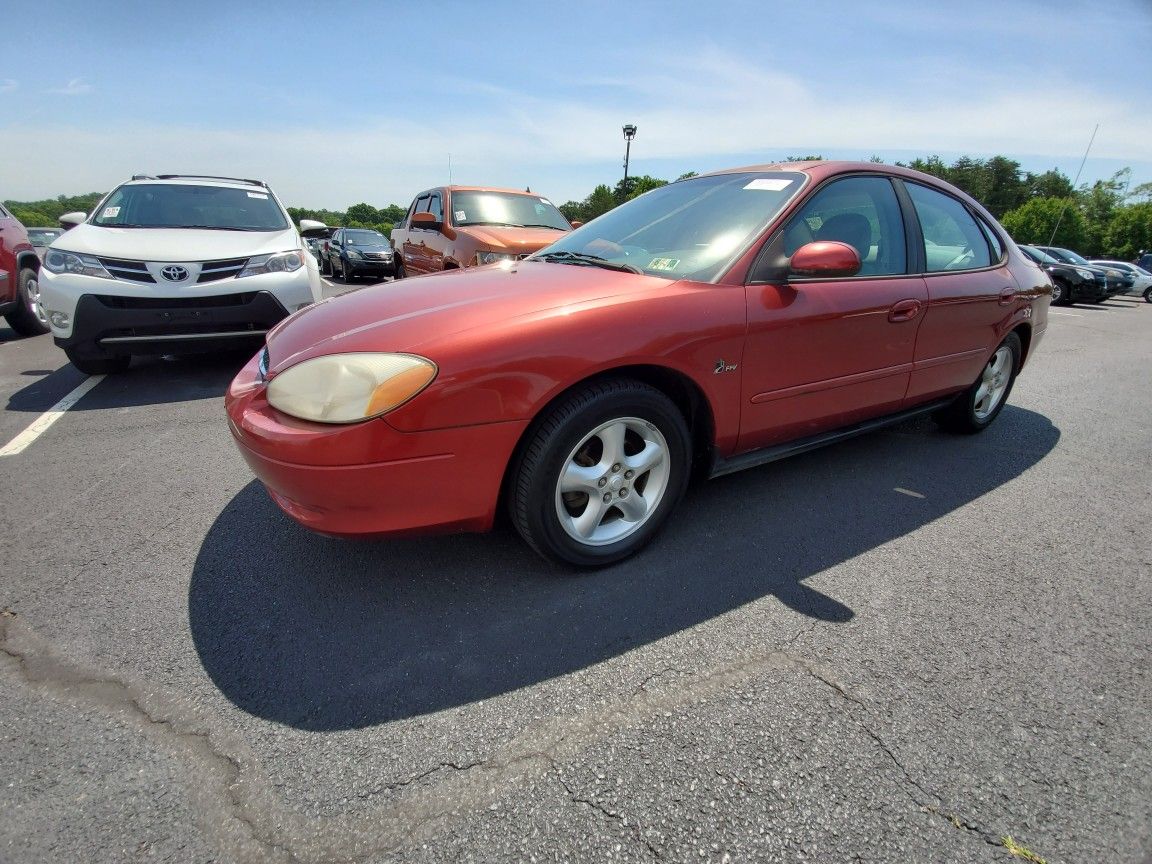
[344,256,395,277]
[53,291,292,354]
[225,350,526,537]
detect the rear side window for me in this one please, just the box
[906,183,992,272]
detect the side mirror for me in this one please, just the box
[59,211,88,229]
[569,220,584,229]
[298,219,327,236]
[411,211,442,230]
[790,241,861,278]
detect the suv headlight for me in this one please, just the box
[43,250,113,279]
[266,353,437,424]
[475,251,516,266]
[237,251,305,278]
[1075,267,1095,280]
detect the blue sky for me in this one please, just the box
[3,0,1151,211]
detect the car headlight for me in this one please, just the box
[237,251,305,278]
[346,250,363,260]
[1075,267,1095,279]
[43,250,113,279]
[266,353,438,424]
[475,251,516,266]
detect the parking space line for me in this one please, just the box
[0,375,105,457]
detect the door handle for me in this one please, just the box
[888,298,922,322]
[998,287,1016,306]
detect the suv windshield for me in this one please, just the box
[531,171,806,280]
[450,192,570,230]
[92,183,289,231]
[1020,244,1059,265]
[345,230,387,246]
[1044,246,1091,266]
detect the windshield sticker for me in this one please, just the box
[247,192,269,199]
[455,210,467,221]
[102,206,121,218]
[539,198,551,204]
[649,257,680,271]
[744,178,793,191]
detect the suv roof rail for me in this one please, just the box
[150,174,269,189]
[131,174,157,180]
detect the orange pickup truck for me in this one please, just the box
[390,185,571,278]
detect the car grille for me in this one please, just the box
[99,258,155,283]
[93,292,260,310]
[95,256,250,284]
[362,252,392,261]
[198,258,248,282]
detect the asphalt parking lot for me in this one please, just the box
[1,283,1149,864]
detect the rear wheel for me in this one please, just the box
[64,346,131,375]
[4,268,50,336]
[509,379,691,567]
[394,259,406,280]
[934,332,1021,434]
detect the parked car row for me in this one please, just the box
[1016,243,1152,305]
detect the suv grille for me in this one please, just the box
[95,256,250,284]
[99,258,155,283]
[93,293,260,310]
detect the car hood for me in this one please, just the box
[265,261,666,372]
[458,225,568,253]
[49,224,300,261]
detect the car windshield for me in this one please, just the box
[1048,247,1091,266]
[91,183,290,230]
[1020,245,1059,264]
[450,192,571,230]
[346,230,386,246]
[27,228,62,244]
[530,171,806,280]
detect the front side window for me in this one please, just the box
[534,171,806,281]
[91,183,289,231]
[427,194,443,223]
[906,182,992,272]
[781,175,907,276]
[450,192,570,231]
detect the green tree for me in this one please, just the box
[1026,170,1075,200]
[1001,197,1087,248]
[1102,203,1152,259]
[345,202,381,226]
[1079,170,1129,255]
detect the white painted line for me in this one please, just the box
[0,375,105,457]
[894,487,925,499]
[1050,311,1082,317]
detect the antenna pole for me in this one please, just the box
[1047,124,1098,247]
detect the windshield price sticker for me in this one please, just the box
[102,206,121,218]
[455,211,467,221]
[744,178,793,191]
[247,192,269,199]
[649,258,680,271]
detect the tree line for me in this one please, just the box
[6,156,1150,258]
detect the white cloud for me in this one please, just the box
[51,78,93,96]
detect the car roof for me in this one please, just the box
[121,174,270,191]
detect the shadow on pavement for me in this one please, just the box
[189,406,1059,730]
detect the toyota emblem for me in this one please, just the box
[161,265,189,282]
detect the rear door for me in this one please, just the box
[898,181,1020,402]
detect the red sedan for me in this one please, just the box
[227,161,1051,566]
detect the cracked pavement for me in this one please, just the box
[1,294,1150,862]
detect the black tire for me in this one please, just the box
[934,331,1021,434]
[509,379,691,567]
[319,255,330,276]
[1144,286,1152,304]
[341,259,354,282]
[64,346,131,376]
[393,259,406,280]
[1050,279,1070,306]
[4,268,50,336]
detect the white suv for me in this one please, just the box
[40,174,323,374]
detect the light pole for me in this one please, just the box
[622,124,637,196]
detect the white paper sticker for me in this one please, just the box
[539,198,551,204]
[102,206,121,218]
[455,210,466,221]
[247,192,268,199]
[744,178,792,191]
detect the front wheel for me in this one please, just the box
[509,380,691,567]
[1144,286,1152,304]
[934,332,1021,434]
[393,259,406,280]
[4,268,50,336]
[1050,279,1068,306]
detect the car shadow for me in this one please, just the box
[189,407,1059,731]
[4,350,254,413]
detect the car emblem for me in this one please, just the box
[161,265,189,282]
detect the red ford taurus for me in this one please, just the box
[226,162,1050,567]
